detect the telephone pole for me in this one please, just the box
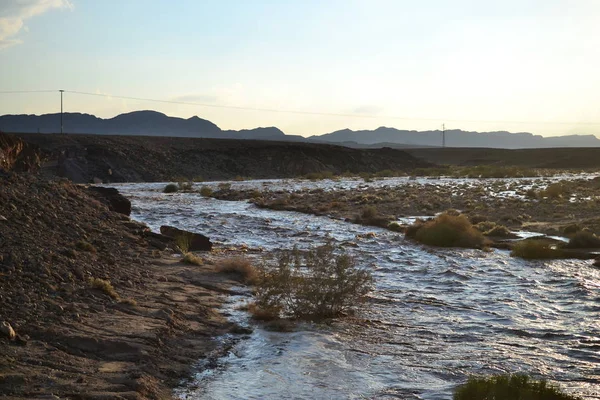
[59,90,64,134]
[442,123,445,148]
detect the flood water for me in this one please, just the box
[113,178,600,400]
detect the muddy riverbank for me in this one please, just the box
[0,172,251,399]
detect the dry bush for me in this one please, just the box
[253,243,373,320]
[217,257,257,283]
[406,213,488,249]
[484,225,517,238]
[564,231,600,249]
[175,233,194,253]
[475,221,497,232]
[199,186,213,197]
[88,277,119,300]
[541,182,570,199]
[181,252,203,265]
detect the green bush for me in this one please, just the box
[454,374,581,400]
[253,243,373,319]
[510,239,565,259]
[164,183,178,193]
[406,213,488,248]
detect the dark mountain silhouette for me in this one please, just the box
[1,111,598,148]
[311,127,600,149]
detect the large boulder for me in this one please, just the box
[87,186,131,216]
[159,225,212,251]
[0,132,42,172]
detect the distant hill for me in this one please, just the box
[311,127,600,149]
[1,111,598,149]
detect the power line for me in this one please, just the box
[1,89,600,126]
[0,90,58,94]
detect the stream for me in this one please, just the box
[113,178,600,400]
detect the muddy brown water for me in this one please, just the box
[113,178,599,400]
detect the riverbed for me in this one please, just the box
[114,179,600,400]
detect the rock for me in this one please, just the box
[1,321,16,340]
[0,214,6,221]
[594,257,600,268]
[159,225,212,251]
[87,186,131,216]
[92,177,103,184]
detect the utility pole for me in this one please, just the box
[442,123,445,148]
[59,89,64,134]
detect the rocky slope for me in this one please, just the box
[0,170,247,399]
[11,132,430,183]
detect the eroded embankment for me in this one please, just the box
[0,171,245,399]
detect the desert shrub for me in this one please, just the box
[76,240,97,253]
[454,373,581,400]
[199,186,213,197]
[175,233,194,253]
[469,215,488,225]
[218,182,231,190]
[217,257,257,283]
[253,243,373,319]
[120,298,138,306]
[177,180,193,191]
[562,224,581,235]
[525,188,538,199]
[406,213,488,248]
[164,183,178,193]
[484,225,517,238]
[541,182,570,199]
[388,221,404,232]
[564,231,600,249]
[475,221,497,232]
[181,252,203,265]
[192,175,204,182]
[510,239,565,259]
[361,205,378,220]
[88,278,119,300]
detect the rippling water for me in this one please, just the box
[113,180,600,400]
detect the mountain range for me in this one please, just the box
[1,110,598,149]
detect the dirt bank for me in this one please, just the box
[10,133,430,183]
[0,171,250,399]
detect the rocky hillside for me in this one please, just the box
[11,132,431,183]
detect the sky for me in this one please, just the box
[0,0,599,137]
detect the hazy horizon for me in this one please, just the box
[1,0,599,138]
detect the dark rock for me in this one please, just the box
[87,186,131,216]
[159,226,212,251]
[15,334,28,346]
[594,257,600,268]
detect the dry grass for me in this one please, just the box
[76,240,97,253]
[406,213,489,249]
[247,303,280,321]
[181,252,204,265]
[484,225,517,238]
[88,277,119,300]
[216,257,257,284]
[120,298,138,306]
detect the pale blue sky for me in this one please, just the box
[1,0,599,137]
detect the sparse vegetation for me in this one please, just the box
[164,183,178,193]
[510,239,565,259]
[253,243,373,319]
[541,182,570,199]
[453,374,581,400]
[181,252,203,265]
[217,257,257,283]
[564,231,600,249]
[76,240,97,253]
[406,213,489,249]
[484,224,516,238]
[304,171,335,180]
[175,233,194,253]
[88,277,119,300]
[199,186,213,197]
